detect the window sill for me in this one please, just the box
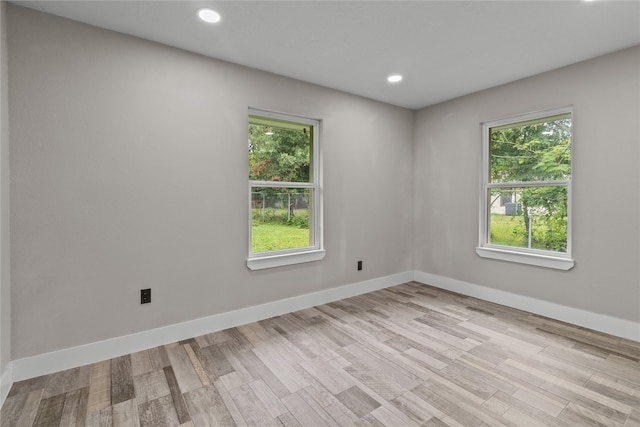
[476,246,574,270]
[247,249,326,271]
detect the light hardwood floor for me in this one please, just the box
[2,282,639,426]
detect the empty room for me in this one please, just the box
[0,1,639,426]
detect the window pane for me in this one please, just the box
[248,122,311,183]
[251,188,313,253]
[488,186,568,253]
[489,114,571,183]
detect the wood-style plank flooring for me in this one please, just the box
[2,282,639,426]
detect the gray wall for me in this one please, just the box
[8,5,414,359]
[0,0,10,378]
[413,46,640,324]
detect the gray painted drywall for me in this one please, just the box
[8,5,414,359]
[413,46,640,323]
[0,0,10,379]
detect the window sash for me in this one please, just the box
[249,185,318,255]
[487,180,570,188]
[485,185,570,254]
[249,181,315,189]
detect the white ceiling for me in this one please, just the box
[11,0,640,110]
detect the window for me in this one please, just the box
[477,107,574,270]
[247,108,324,270]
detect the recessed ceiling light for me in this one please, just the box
[198,8,221,24]
[387,74,403,83]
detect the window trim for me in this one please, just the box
[247,108,324,270]
[477,106,574,270]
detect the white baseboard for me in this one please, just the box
[8,269,638,386]
[11,271,413,382]
[0,362,12,407]
[414,271,640,342]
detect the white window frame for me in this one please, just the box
[476,106,574,270]
[247,108,324,270]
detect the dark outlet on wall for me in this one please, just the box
[357,260,363,271]
[141,288,151,304]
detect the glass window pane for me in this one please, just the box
[248,121,311,183]
[489,114,571,183]
[488,187,568,253]
[251,188,313,253]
